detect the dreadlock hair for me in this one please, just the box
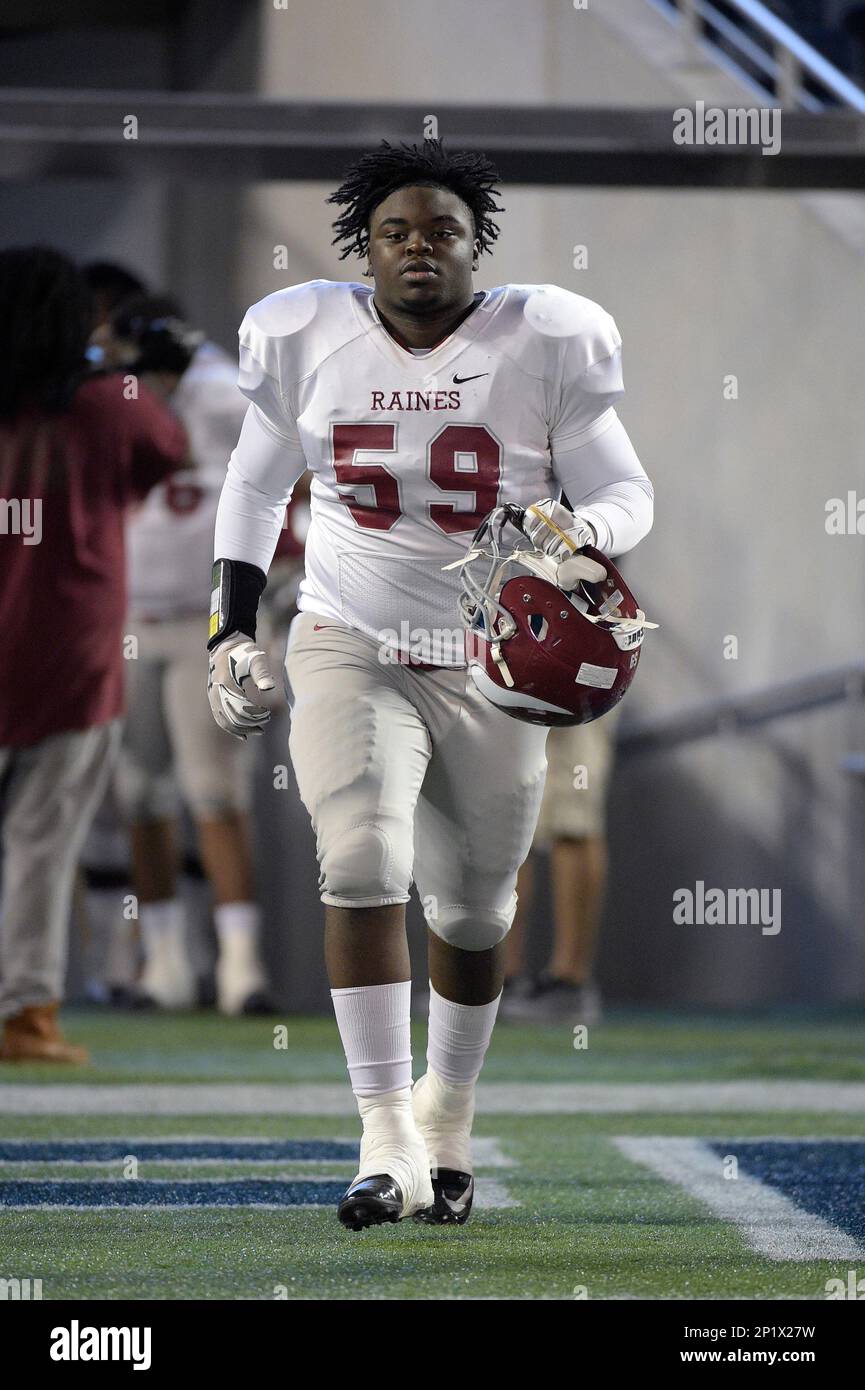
[0,247,92,420]
[327,138,503,262]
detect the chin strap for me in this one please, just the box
[491,641,515,688]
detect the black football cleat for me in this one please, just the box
[413,1168,474,1226]
[239,990,279,1017]
[337,1174,403,1231]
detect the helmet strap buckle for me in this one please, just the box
[491,641,514,688]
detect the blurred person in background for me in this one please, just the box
[105,294,288,1014]
[0,247,187,1062]
[501,712,619,1026]
[84,260,146,337]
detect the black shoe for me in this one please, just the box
[413,1169,474,1226]
[125,989,158,1011]
[106,985,142,1010]
[337,1174,403,1231]
[239,990,279,1017]
[499,975,534,1006]
[499,974,603,1025]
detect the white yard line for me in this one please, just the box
[0,1082,863,1114]
[474,1178,518,1209]
[614,1136,865,1262]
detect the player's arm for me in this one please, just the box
[549,409,654,558]
[208,402,309,740]
[528,318,653,574]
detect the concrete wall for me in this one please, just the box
[0,4,260,346]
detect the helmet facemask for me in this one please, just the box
[446,504,656,725]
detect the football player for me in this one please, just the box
[107,297,275,1015]
[207,140,654,1228]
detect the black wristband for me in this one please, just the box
[207,558,267,650]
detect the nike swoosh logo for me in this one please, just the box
[452,372,488,385]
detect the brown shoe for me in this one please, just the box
[0,1003,90,1064]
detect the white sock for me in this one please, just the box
[105,914,138,988]
[214,900,260,947]
[426,983,501,1086]
[331,981,412,1097]
[214,901,266,1012]
[139,899,186,961]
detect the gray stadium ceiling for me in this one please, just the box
[0,93,863,189]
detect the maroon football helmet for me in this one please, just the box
[455,504,655,727]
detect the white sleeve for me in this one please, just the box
[213,403,308,573]
[551,408,653,558]
[237,304,302,446]
[547,315,652,557]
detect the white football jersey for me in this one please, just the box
[128,342,248,619]
[219,279,652,665]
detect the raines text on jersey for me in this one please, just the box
[370,389,462,412]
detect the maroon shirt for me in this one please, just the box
[0,374,187,747]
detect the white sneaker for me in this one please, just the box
[338,1087,434,1230]
[215,935,269,1016]
[138,934,196,1010]
[411,1068,476,1225]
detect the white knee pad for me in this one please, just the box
[423,891,517,952]
[319,819,413,909]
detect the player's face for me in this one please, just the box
[367,185,479,316]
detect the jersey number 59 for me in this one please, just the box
[332,422,501,533]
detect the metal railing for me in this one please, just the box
[619,662,865,755]
[649,0,865,111]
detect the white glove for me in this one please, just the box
[522,498,597,561]
[207,630,276,741]
[556,551,608,590]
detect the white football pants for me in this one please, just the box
[283,612,549,951]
